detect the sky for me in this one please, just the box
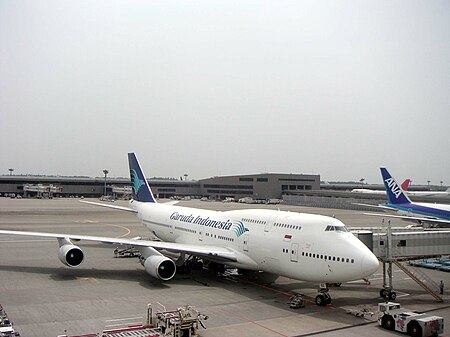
[0,1,449,185]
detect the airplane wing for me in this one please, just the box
[80,200,137,213]
[352,202,394,211]
[0,230,238,262]
[363,213,450,227]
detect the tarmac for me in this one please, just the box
[0,197,449,337]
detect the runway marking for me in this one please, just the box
[104,322,143,328]
[85,220,132,238]
[395,291,410,298]
[103,224,132,238]
[105,316,143,322]
[75,277,98,283]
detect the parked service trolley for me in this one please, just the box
[378,302,443,337]
[147,303,208,337]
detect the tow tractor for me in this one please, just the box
[378,302,444,337]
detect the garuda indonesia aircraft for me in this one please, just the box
[0,153,379,306]
[365,168,450,227]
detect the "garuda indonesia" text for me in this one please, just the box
[170,212,232,230]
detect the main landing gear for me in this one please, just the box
[176,254,204,274]
[315,283,332,306]
[380,288,397,301]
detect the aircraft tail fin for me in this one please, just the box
[401,179,411,191]
[128,153,156,203]
[380,168,411,205]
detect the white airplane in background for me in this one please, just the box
[403,187,450,197]
[352,179,450,198]
[0,153,379,306]
[351,179,410,194]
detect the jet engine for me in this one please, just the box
[58,239,84,267]
[139,246,176,281]
[143,255,176,281]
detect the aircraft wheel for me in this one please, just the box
[193,260,203,270]
[388,291,397,300]
[380,289,388,298]
[315,294,328,306]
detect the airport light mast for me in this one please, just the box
[103,169,108,196]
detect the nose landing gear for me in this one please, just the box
[315,283,332,306]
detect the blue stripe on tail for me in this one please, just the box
[128,153,156,203]
[380,168,411,205]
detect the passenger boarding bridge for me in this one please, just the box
[353,222,450,302]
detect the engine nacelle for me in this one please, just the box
[58,244,84,267]
[144,255,176,281]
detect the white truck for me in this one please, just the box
[378,302,444,337]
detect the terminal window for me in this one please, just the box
[397,240,407,247]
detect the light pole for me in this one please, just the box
[8,168,14,176]
[103,169,109,196]
[441,181,444,191]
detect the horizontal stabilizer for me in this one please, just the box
[80,200,137,213]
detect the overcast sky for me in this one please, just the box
[0,1,448,184]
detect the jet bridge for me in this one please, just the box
[353,227,450,259]
[353,221,450,302]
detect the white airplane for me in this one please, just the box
[402,187,450,197]
[0,153,379,306]
[352,179,450,198]
[351,179,410,195]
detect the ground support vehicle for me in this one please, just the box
[378,302,444,337]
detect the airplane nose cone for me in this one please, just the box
[361,252,379,277]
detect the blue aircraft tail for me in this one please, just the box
[128,153,156,203]
[380,168,411,205]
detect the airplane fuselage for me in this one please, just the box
[133,201,379,283]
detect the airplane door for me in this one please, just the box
[290,243,299,262]
[198,225,203,241]
[243,233,249,252]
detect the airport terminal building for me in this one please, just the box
[0,172,320,200]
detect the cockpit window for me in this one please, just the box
[325,225,349,232]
